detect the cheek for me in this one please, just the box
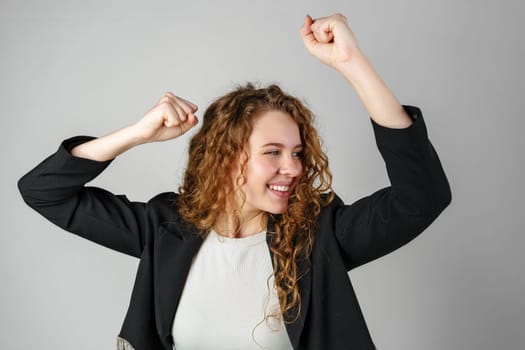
[245,159,277,185]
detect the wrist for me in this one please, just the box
[126,123,152,146]
[335,51,373,83]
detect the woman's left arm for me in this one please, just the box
[300,13,412,129]
[301,14,451,269]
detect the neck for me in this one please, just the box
[214,210,267,238]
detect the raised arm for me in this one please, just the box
[300,13,412,129]
[301,13,451,269]
[18,92,199,258]
[71,92,199,161]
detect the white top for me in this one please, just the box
[172,230,293,350]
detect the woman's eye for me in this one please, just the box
[293,151,303,158]
[263,149,302,157]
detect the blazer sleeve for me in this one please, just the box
[333,105,452,270]
[18,136,147,258]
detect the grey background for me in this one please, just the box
[1,0,523,349]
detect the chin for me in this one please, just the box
[266,204,289,215]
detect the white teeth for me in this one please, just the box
[269,185,289,192]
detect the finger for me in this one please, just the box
[159,92,184,109]
[300,16,320,51]
[301,31,320,55]
[186,112,199,127]
[177,113,199,136]
[173,96,198,115]
[158,91,175,104]
[310,13,346,31]
[170,101,188,123]
[161,92,198,115]
[160,102,185,127]
[160,96,190,123]
[163,91,197,111]
[310,19,335,43]
[314,13,351,40]
[316,29,334,43]
[301,15,335,48]
[179,97,198,112]
[300,14,313,36]
[301,27,328,57]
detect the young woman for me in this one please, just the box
[18,14,451,350]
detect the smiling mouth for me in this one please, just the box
[268,184,290,192]
[267,184,291,198]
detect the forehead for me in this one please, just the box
[249,110,301,146]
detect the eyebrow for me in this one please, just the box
[261,142,303,148]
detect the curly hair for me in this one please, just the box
[178,82,334,323]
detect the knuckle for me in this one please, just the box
[180,104,192,113]
[159,101,170,109]
[169,92,181,100]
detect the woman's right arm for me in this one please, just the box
[18,92,199,257]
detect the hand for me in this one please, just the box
[300,13,362,71]
[134,92,199,143]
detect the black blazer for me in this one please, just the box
[18,105,451,350]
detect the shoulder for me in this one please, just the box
[320,191,344,212]
[145,192,202,239]
[144,192,180,220]
[148,191,180,205]
[316,192,345,229]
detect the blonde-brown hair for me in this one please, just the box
[178,83,333,323]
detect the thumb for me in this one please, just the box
[300,15,321,54]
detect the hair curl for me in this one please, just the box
[178,82,334,323]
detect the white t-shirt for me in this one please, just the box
[172,230,293,350]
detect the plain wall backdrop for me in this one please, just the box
[2,0,524,349]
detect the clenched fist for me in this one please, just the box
[300,13,362,71]
[134,92,199,143]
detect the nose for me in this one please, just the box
[279,154,302,177]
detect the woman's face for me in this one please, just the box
[233,110,303,218]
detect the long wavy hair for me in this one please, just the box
[178,83,334,323]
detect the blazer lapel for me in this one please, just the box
[154,223,204,346]
[266,216,312,349]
